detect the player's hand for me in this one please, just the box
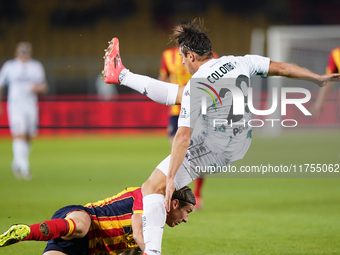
[31,85,39,93]
[315,73,340,87]
[31,83,48,94]
[165,178,176,212]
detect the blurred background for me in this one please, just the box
[0,0,340,132]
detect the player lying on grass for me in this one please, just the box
[102,19,340,255]
[0,186,195,255]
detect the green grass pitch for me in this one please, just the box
[0,131,339,254]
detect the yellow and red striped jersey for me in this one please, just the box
[84,187,143,255]
[326,46,340,74]
[159,46,192,116]
[159,47,219,116]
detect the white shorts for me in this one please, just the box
[8,104,38,136]
[156,134,252,189]
[156,155,198,190]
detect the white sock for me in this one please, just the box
[12,138,30,175]
[121,69,179,105]
[142,194,166,255]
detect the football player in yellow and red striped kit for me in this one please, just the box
[312,46,340,117]
[0,186,195,255]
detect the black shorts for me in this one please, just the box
[168,115,179,137]
[43,205,89,255]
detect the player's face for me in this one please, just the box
[179,47,195,75]
[166,201,194,227]
[16,43,32,61]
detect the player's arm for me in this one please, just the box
[131,213,144,252]
[31,63,48,94]
[267,61,340,87]
[32,82,48,94]
[175,86,184,105]
[165,126,192,212]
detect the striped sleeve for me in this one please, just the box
[132,188,143,214]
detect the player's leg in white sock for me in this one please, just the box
[12,138,30,176]
[12,138,21,170]
[120,70,178,105]
[20,139,30,177]
[142,194,166,255]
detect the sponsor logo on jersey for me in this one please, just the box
[179,107,187,118]
[196,82,222,108]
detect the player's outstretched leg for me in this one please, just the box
[103,37,126,84]
[0,224,31,247]
[0,218,77,248]
[101,38,180,106]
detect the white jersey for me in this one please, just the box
[176,55,270,179]
[0,58,46,108]
[0,58,46,136]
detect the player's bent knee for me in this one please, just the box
[65,211,91,239]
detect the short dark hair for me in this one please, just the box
[171,186,196,209]
[171,18,213,60]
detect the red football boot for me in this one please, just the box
[102,37,125,84]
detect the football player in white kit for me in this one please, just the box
[0,42,47,180]
[103,19,340,255]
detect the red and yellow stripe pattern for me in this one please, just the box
[84,187,143,255]
[326,47,340,74]
[160,46,192,116]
